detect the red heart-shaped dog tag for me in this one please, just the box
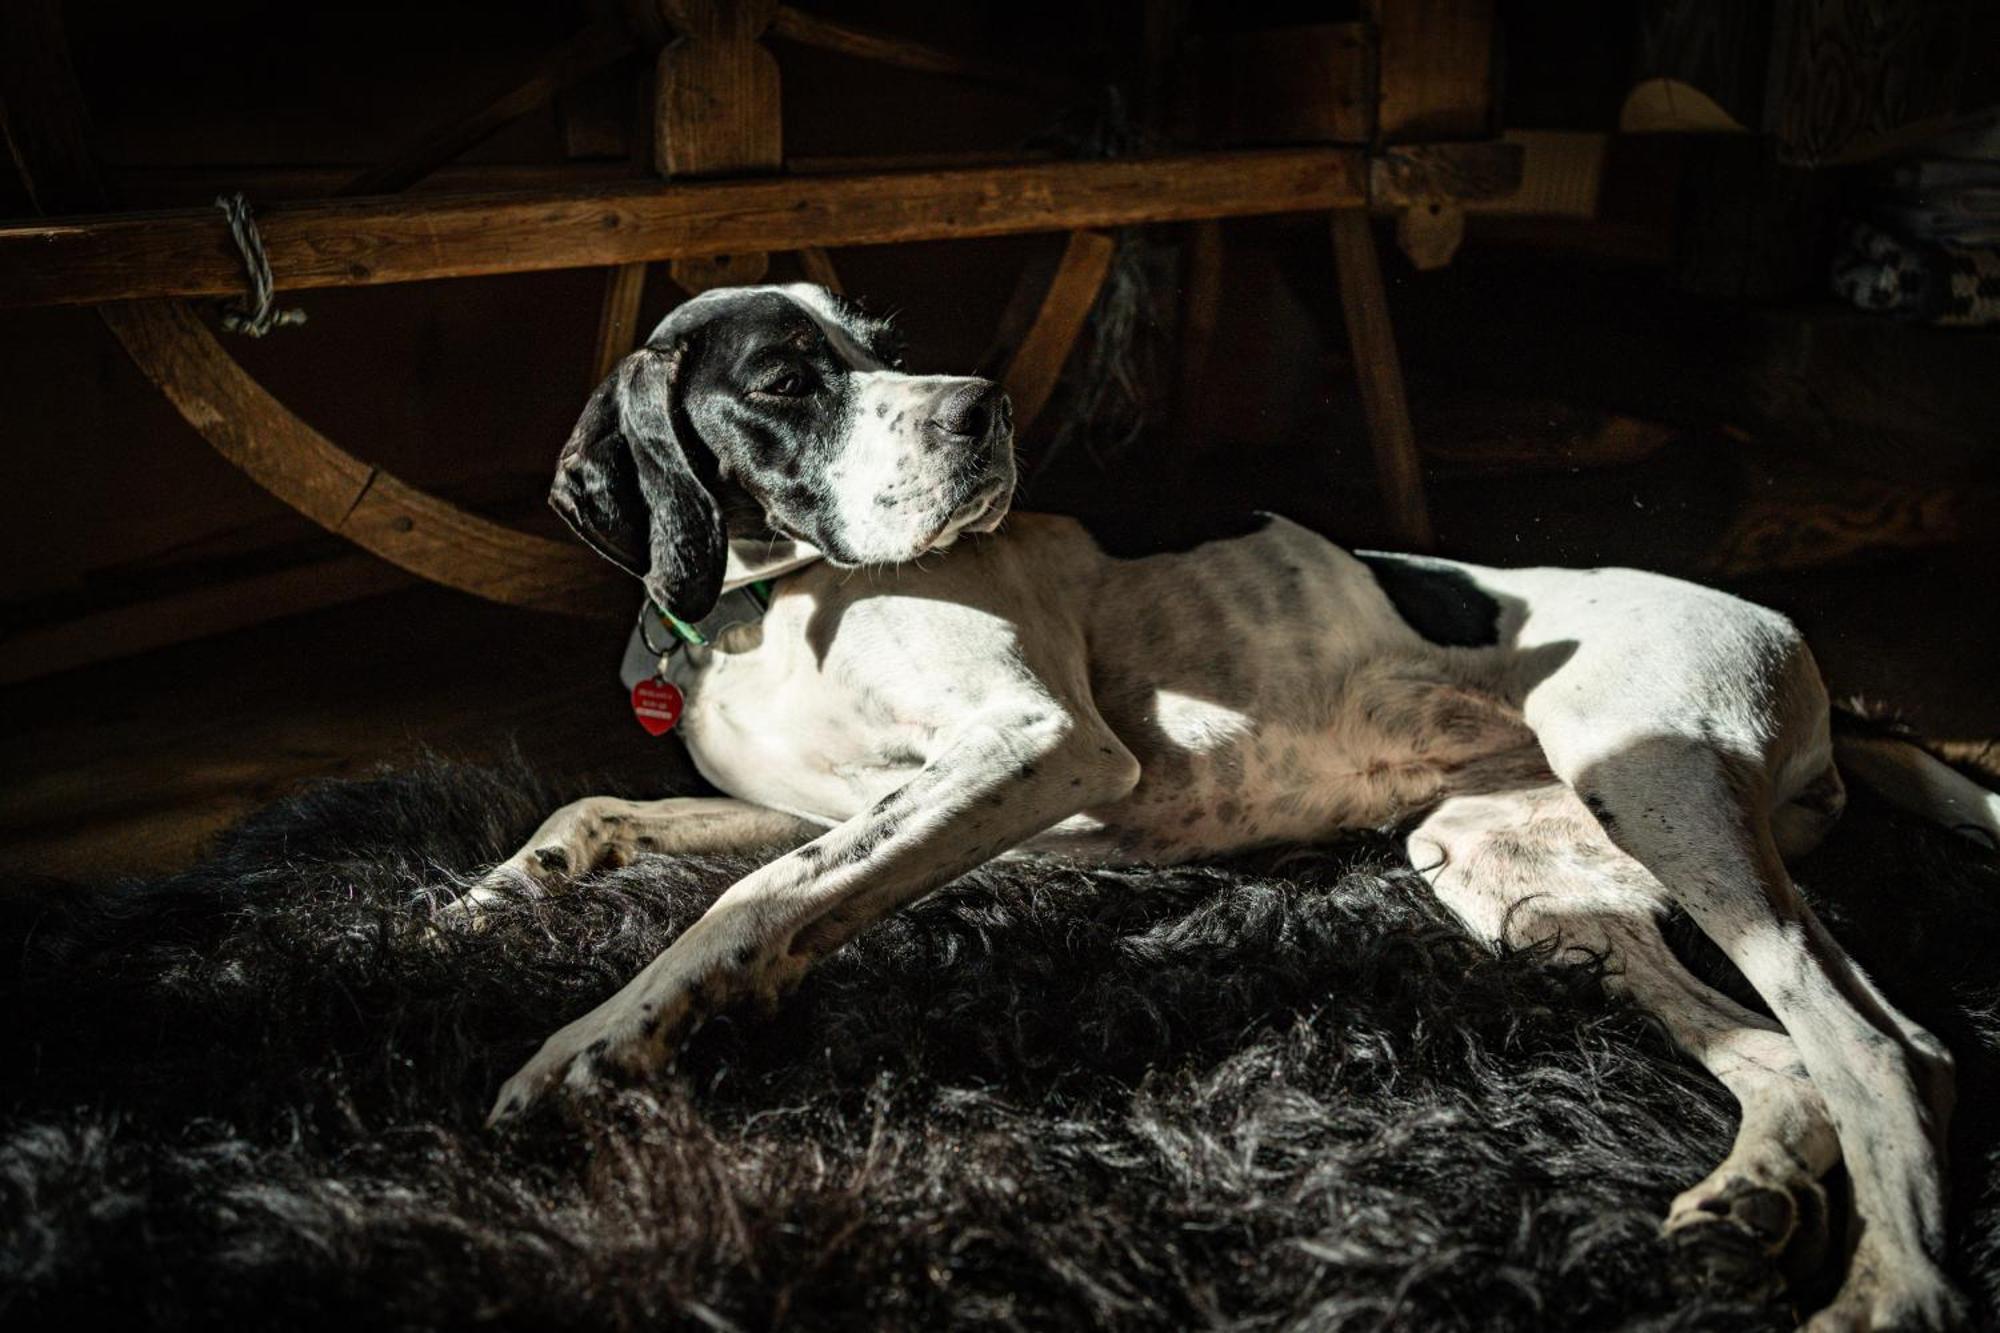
[630,677,684,736]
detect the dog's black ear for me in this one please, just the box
[549,343,726,623]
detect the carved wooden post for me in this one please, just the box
[656,0,781,293]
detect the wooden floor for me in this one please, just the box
[3,545,1994,883]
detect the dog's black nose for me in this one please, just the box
[934,382,1009,439]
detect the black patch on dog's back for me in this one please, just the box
[1075,510,1272,560]
[1355,551,1501,648]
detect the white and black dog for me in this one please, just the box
[473,283,1998,1330]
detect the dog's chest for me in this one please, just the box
[665,586,994,822]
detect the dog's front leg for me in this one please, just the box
[487,703,1139,1124]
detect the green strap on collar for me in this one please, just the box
[650,580,773,649]
[651,600,708,647]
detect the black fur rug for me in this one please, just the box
[2,756,1997,1331]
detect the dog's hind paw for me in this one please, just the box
[1666,1172,1828,1299]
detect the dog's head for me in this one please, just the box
[550,284,1015,622]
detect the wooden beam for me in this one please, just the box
[1368,0,1497,143]
[337,20,638,197]
[657,0,781,292]
[1330,211,1433,550]
[0,148,1368,310]
[1369,143,1521,272]
[1369,141,1523,207]
[1002,229,1116,434]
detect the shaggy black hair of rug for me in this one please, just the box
[2,756,1996,1332]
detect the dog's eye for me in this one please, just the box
[755,372,814,399]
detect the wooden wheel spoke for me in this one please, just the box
[1001,230,1117,435]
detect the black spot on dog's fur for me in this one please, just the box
[1355,552,1503,649]
[0,756,1995,1330]
[1582,793,1617,831]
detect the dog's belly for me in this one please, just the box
[1032,658,1546,863]
[1028,514,1550,863]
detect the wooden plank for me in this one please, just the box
[590,261,650,383]
[1001,230,1116,434]
[1329,211,1433,550]
[338,20,638,196]
[97,301,628,616]
[1368,0,1496,142]
[1,148,1369,310]
[1369,141,1522,270]
[1368,141,1523,206]
[1176,23,1373,145]
[657,0,781,293]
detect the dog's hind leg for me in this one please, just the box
[1540,742,1964,1330]
[454,797,823,916]
[1410,783,1840,1296]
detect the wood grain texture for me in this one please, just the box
[2,149,1368,309]
[1330,210,1433,550]
[4,0,627,628]
[1002,229,1116,434]
[1368,0,1497,142]
[657,0,780,292]
[98,302,627,616]
[1368,141,1523,206]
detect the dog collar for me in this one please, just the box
[643,581,772,652]
[618,538,826,736]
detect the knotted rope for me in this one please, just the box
[214,192,306,336]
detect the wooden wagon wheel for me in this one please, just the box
[2,2,1119,622]
[9,2,1525,677]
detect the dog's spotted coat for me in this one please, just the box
[473,284,2000,1331]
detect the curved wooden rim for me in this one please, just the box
[2,0,1109,623]
[4,2,626,618]
[98,300,628,616]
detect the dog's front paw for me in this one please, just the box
[485,975,698,1127]
[442,839,585,924]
